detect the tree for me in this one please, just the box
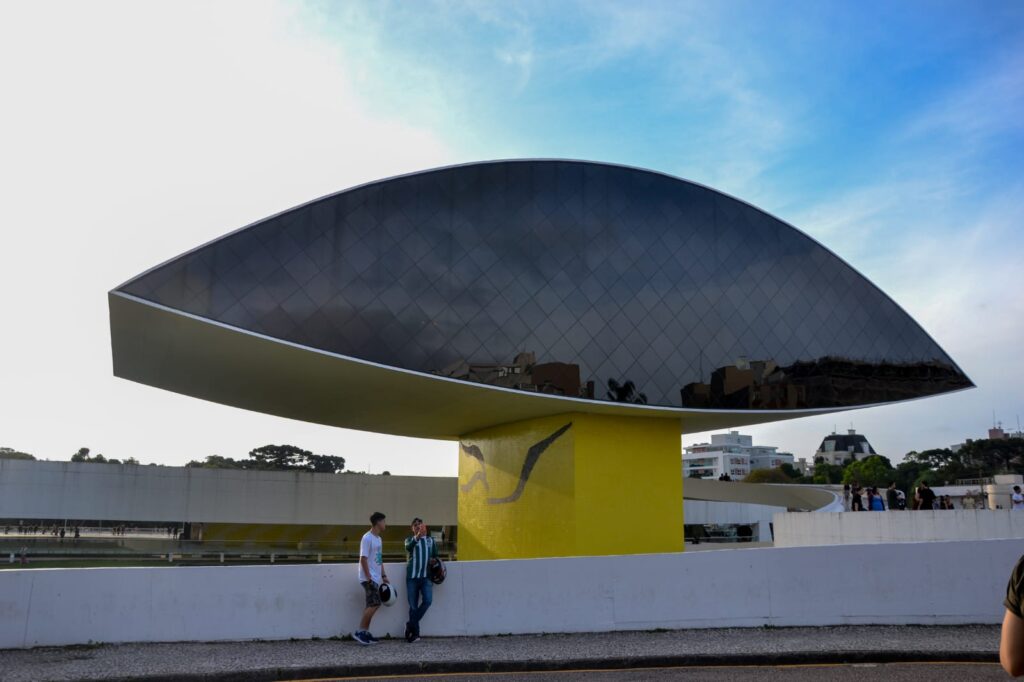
[894,459,929,494]
[248,444,304,470]
[186,446,346,474]
[744,468,793,484]
[779,463,801,480]
[186,455,243,469]
[69,448,110,464]
[303,452,347,474]
[897,439,1024,485]
[842,455,894,488]
[812,463,844,485]
[0,447,35,460]
[247,444,345,473]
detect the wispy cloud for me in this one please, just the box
[2,0,1021,470]
[902,50,1024,145]
[0,0,458,470]
[528,2,798,198]
[730,45,1024,461]
[496,47,535,92]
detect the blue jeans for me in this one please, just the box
[406,577,433,634]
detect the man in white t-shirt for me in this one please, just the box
[1012,486,1024,511]
[354,511,389,645]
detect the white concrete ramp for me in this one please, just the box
[774,509,1024,547]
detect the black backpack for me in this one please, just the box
[428,557,446,585]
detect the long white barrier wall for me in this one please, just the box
[774,510,1024,547]
[0,460,456,526]
[1,539,1021,648]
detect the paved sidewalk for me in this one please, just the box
[0,625,1000,682]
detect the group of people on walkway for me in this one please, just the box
[2,524,81,539]
[353,512,444,646]
[845,481,907,511]
[843,481,1024,511]
[843,481,954,511]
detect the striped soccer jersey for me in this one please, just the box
[404,534,438,579]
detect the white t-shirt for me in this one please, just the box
[359,530,383,584]
[1012,493,1024,510]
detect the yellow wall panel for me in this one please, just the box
[573,413,683,556]
[458,414,576,560]
[458,412,683,560]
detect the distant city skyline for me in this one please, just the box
[1,1,1022,476]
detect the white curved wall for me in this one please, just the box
[0,538,1019,648]
[0,460,456,526]
[774,510,1024,547]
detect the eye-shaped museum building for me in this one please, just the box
[109,160,972,560]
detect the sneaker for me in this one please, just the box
[366,632,379,644]
[405,624,414,643]
[408,634,421,643]
[353,630,371,646]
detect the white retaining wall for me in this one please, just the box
[774,510,1024,547]
[0,460,456,526]
[683,500,785,526]
[1,538,1021,648]
[683,500,784,542]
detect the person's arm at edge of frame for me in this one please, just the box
[1002,609,1024,677]
[1002,555,1024,677]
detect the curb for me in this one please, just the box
[118,649,1000,682]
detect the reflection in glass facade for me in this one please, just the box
[119,160,972,410]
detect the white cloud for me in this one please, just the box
[687,52,1024,464]
[559,2,796,199]
[496,47,535,92]
[903,50,1024,145]
[0,0,460,472]
[1,0,1019,477]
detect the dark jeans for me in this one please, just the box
[407,577,433,634]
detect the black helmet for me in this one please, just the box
[428,557,446,585]
[378,582,398,606]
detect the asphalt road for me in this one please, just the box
[0,626,1001,681]
[332,662,1007,681]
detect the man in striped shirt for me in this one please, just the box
[404,516,439,643]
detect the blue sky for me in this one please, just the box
[1,1,1022,471]
[324,1,1024,204]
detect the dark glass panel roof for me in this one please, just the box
[119,160,972,410]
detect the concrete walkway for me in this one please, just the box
[0,625,1000,682]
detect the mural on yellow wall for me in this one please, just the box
[460,422,572,504]
[457,412,684,561]
[458,414,578,560]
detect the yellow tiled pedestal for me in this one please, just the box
[457,412,684,560]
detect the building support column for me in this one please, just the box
[457,412,683,560]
